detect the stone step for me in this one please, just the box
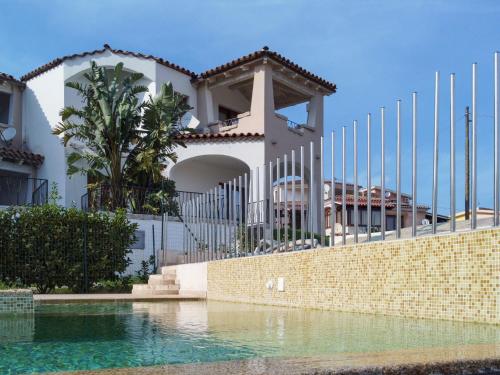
[160,267,177,276]
[151,284,179,292]
[148,275,176,286]
[131,284,179,296]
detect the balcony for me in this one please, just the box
[0,173,48,207]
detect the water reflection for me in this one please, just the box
[0,301,499,374]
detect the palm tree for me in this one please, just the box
[53,61,191,211]
[127,82,192,189]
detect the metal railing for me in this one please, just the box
[220,117,239,127]
[180,50,500,263]
[0,175,48,206]
[287,119,302,130]
[81,185,201,216]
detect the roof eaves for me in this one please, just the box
[20,44,196,82]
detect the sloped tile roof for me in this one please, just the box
[176,132,264,141]
[0,147,44,167]
[0,72,24,87]
[20,44,196,81]
[195,46,336,93]
[18,45,336,94]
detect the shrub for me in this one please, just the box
[0,205,137,293]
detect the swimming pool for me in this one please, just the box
[1,301,499,374]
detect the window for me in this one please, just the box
[218,106,239,121]
[0,92,11,125]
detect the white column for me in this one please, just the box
[250,64,274,132]
[306,94,324,130]
[198,82,216,125]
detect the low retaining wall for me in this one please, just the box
[166,262,207,297]
[0,289,34,314]
[207,228,500,324]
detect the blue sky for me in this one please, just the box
[1,0,499,214]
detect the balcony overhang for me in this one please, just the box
[0,147,44,167]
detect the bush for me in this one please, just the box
[0,205,137,293]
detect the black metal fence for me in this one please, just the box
[0,175,48,206]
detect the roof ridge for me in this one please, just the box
[20,44,196,82]
[19,45,336,93]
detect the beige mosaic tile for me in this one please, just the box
[208,228,500,324]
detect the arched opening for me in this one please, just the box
[169,155,251,194]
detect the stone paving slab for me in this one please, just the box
[34,294,204,304]
[49,344,500,375]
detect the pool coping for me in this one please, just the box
[34,294,205,304]
[48,343,500,375]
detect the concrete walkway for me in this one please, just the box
[34,293,205,304]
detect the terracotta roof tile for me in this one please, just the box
[20,44,196,81]
[0,72,24,87]
[0,147,44,167]
[194,46,336,93]
[332,195,429,210]
[176,132,264,141]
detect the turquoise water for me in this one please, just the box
[0,301,499,374]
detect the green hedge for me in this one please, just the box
[0,205,137,293]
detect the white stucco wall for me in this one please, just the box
[23,65,66,204]
[167,139,265,195]
[166,262,207,297]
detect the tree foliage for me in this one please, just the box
[53,61,191,211]
[0,205,136,293]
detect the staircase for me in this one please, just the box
[131,267,179,296]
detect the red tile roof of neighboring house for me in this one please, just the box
[0,147,44,167]
[329,195,429,210]
[20,44,196,81]
[0,72,25,87]
[195,46,337,93]
[176,132,264,141]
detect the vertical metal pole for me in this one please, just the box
[268,162,274,253]
[244,173,249,254]
[223,182,228,258]
[450,73,456,232]
[291,150,296,251]
[342,126,347,245]
[353,121,358,243]
[432,71,440,234]
[203,193,207,261]
[232,180,236,256]
[396,100,402,238]
[187,201,190,263]
[309,141,315,247]
[412,93,418,237]
[472,63,478,229]
[300,148,305,248]
[238,175,243,255]
[495,52,500,226]
[284,154,289,251]
[196,196,200,262]
[276,158,281,247]
[211,188,216,260]
[249,172,254,254]
[255,170,260,253]
[331,131,335,246]
[380,107,386,240]
[320,136,325,247]
[367,114,372,240]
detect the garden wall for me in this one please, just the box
[206,228,500,324]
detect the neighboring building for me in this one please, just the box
[272,179,429,236]
[0,73,46,207]
[455,208,494,221]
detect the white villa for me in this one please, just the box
[0,45,336,266]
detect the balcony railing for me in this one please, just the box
[220,117,239,128]
[81,184,202,216]
[287,119,302,130]
[0,175,48,206]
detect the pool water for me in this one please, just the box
[0,301,499,374]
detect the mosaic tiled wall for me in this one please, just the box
[0,290,34,314]
[207,228,500,324]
